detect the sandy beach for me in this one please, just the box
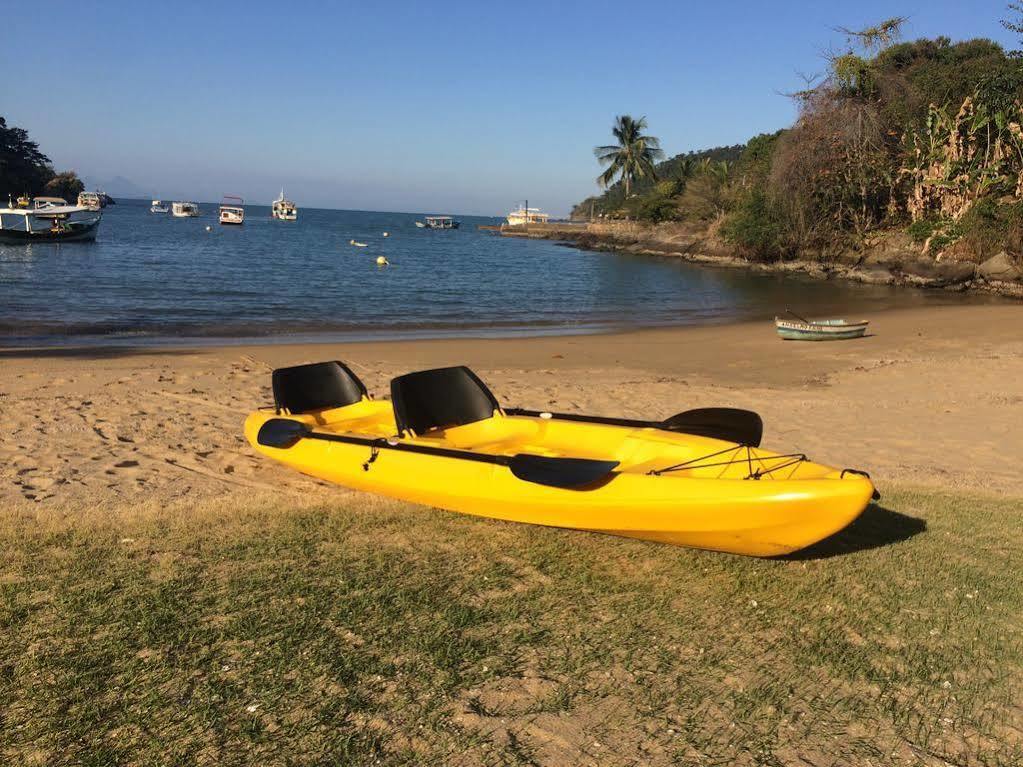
[2,302,1021,510]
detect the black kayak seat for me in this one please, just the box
[391,366,500,436]
[272,361,368,414]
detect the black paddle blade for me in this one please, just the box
[256,418,312,448]
[662,408,764,447]
[508,454,619,489]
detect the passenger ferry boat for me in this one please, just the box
[416,215,460,229]
[506,205,549,227]
[172,201,200,217]
[271,189,297,220]
[219,195,244,225]
[151,199,170,214]
[77,192,102,211]
[0,196,102,243]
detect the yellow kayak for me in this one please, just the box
[244,362,876,557]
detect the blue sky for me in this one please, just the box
[2,1,1016,215]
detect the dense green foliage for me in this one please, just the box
[43,170,85,202]
[0,116,83,202]
[576,16,1023,268]
[0,116,52,199]
[573,144,742,219]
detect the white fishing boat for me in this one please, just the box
[271,189,297,221]
[171,201,200,217]
[77,192,102,211]
[151,199,170,214]
[219,195,244,225]
[775,312,869,341]
[506,205,549,227]
[417,215,460,229]
[0,197,102,243]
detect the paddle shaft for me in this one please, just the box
[257,420,619,488]
[283,428,514,467]
[504,407,762,447]
[505,408,658,430]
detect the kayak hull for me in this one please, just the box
[244,403,874,557]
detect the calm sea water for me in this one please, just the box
[0,199,979,346]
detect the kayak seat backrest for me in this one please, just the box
[272,361,368,414]
[390,366,500,436]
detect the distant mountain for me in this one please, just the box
[83,175,149,199]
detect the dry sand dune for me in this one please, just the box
[2,303,1021,511]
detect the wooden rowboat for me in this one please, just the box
[775,316,869,341]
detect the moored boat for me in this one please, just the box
[416,215,460,229]
[506,204,549,227]
[775,316,869,341]
[77,192,102,211]
[271,189,297,220]
[151,199,170,214]
[219,195,244,225]
[0,197,102,243]
[171,201,200,217]
[245,362,877,557]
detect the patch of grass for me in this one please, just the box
[1,487,1022,765]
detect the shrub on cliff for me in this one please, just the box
[721,190,787,261]
[43,171,84,203]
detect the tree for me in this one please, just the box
[43,171,84,202]
[594,115,664,198]
[1002,3,1023,42]
[0,116,52,199]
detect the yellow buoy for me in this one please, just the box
[376,256,389,266]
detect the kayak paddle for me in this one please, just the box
[256,418,618,490]
[505,407,763,447]
[661,408,763,447]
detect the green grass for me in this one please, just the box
[1,487,1021,766]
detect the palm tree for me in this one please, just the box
[594,115,664,198]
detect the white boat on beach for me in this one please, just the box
[151,199,170,214]
[172,201,200,217]
[271,189,297,221]
[219,196,244,225]
[0,196,102,243]
[775,315,869,341]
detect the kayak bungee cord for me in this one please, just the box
[648,443,809,480]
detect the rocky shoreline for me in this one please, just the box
[511,224,1023,298]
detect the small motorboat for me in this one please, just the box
[219,195,245,225]
[775,311,869,341]
[271,188,297,221]
[151,199,170,214]
[77,192,102,211]
[350,239,368,247]
[172,201,200,217]
[417,216,460,229]
[245,362,877,557]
